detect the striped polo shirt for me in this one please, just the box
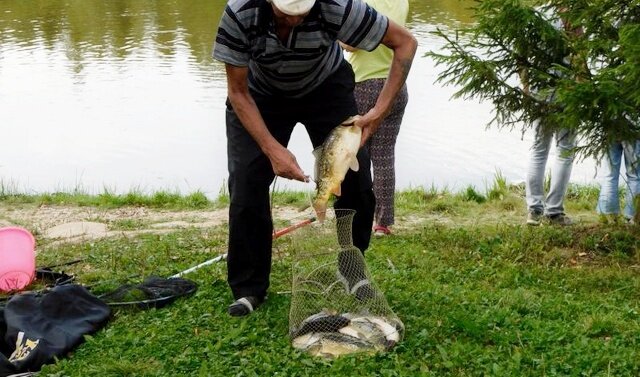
[213,0,389,98]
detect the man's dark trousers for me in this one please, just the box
[225,61,375,300]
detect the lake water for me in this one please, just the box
[0,0,598,198]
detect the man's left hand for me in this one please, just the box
[354,108,384,147]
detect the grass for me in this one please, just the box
[0,181,313,211]
[0,188,214,210]
[2,178,640,376]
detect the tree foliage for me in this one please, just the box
[428,0,640,161]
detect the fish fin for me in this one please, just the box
[349,157,360,172]
[338,326,361,339]
[370,317,400,342]
[312,146,323,182]
[340,115,361,126]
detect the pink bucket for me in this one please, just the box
[0,227,36,292]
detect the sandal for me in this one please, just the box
[351,279,378,301]
[373,225,391,236]
[336,270,378,301]
[228,296,264,317]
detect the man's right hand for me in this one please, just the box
[266,144,309,182]
[225,64,309,183]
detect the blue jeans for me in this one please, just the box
[596,140,640,219]
[525,122,576,216]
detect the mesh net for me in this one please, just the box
[99,276,197,310]
[288,209,404,358]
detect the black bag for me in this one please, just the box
[0,285,111,376]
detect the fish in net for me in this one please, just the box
[288,209,404,358]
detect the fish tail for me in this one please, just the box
[312,199,327,222]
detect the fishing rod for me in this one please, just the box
[170,216,316,279]
[273,216,316,238]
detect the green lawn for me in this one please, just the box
[2,183,639,376]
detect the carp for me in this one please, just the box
[291,313,350,339]
[291,311,403,357]
[310,333,375,358]
[312,115,362,221]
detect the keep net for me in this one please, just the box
[288,209,403,358]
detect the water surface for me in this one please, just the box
[0,0,598,197]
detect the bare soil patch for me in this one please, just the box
[0,204,306,244]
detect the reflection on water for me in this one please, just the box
[0,0,597,198]
[409,0,476,25]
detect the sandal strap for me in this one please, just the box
[373,225,391,234]
[236,297,254,312]
[349,279,370,295]
[228,296,265,317]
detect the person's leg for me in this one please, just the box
[334,149,375,252]
[302,60,375,254]
[225,97,296,315]
[621,140,640,219]
[596,143,622,217]
[353,80,380,230]
[544,128,576,218]
[525,121,552,221]
[366,82,408,231]
[302,60,375,300]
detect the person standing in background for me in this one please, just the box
[596,14,640,225]
[345,0,410,236]
[523,5,578,226]
[596,138,640,224]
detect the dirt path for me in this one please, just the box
[0,202,602,247]
[0,204,307,244]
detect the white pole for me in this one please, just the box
[170,253,227,279]
[169,217,314,279]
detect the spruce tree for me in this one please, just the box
[428,0,640,161]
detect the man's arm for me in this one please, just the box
[355,20,417,145]
[225,64,308,181]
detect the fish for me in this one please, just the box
[291,311,404,357]
[292,332,322,351]
[340,314,403,350]
[312,115,362,221]
[291,313,351,338]
[293,332,372,357]
[308,333,376,358]
[337,325,361,339]
[368,316,402,349]
[340,316,386,344]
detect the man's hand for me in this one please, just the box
[266,144,309,182]
[354,19,416,147]
[225,64,309,183]
[353,109,384,147]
